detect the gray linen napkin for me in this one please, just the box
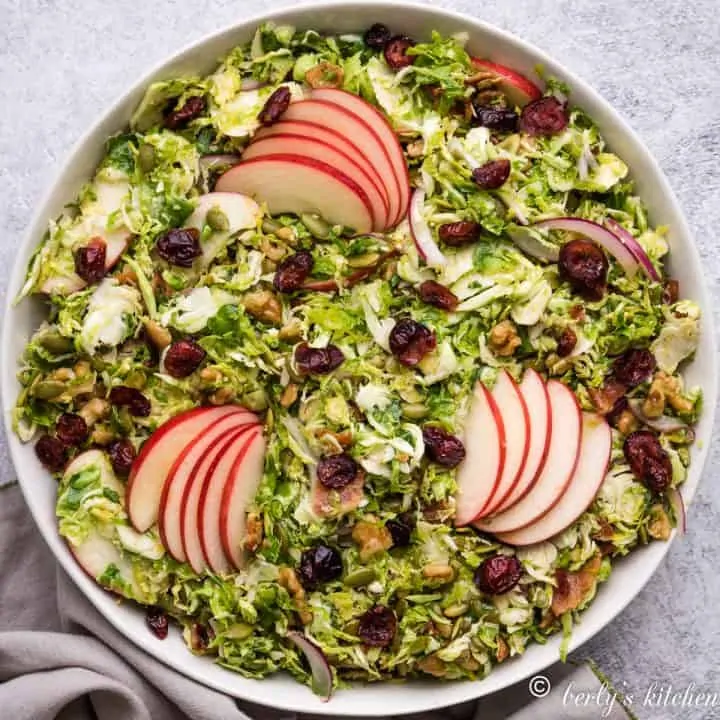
[0,485,631,720]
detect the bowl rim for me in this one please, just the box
[2,0,718,714]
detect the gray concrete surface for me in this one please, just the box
[1,1,719,717]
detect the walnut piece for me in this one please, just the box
[488,320,521,357]
[242,290,282,325]
[244,512,263,552]
[352,520,393,562]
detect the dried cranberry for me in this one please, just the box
[472,105,519,132]
[556,328,577,357]
[294,343,345,375]
[164,96,206,129]
[438,221,482,247]
[623,430,672,493]
[35,435,66,472]
[422,426,466,468]
[297,545,343,588]
[474,555,522,595]
[273,251,314,292]
[605,396,629,428]
[418,280,459,312]
[164,339,206,378]
[74,238,107,283]
[146,606,169,639]
[389,318,436,367]
[55,413,89,447]
[156,228,201,268]
[386,513,414,547]
[190,622,214,651]
[472,158,511,190]
[384,35,415,70]
[612,349,656,388]
[107,438,136,476]
[358,605,397,647]
[109,386,151,417]
[662,279,679,305]
[258,86,291,126]
[364,23,391,50]
[317,453,359,490]
[519,96,569,137]
[558,239,608,301]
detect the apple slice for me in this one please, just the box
[254,119,390,222]
[69,528,142,598]
[475,380,582,534]
[311,88,411,226]
[219,430,267,570]
[470,58,543,107]
[490,369,552,515]
[181,423,258,574]
[475,371,531,518]
[243,134,389,230]
[185,192,261,267]
[454,382,506,526]
[281,99,402,226]
[215,154,374,234]
[196,425,261,573]
[495,413,611,546]
[158,410,257,562]
[126,405,243,533]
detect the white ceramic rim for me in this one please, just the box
[2,1,718,714]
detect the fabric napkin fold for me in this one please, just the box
[0,485,631,720]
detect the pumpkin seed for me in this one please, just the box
[402,402,428,419]
[343,568,376,587]
[300,213,331,240]
[138,143,156,173]
[206,205,230,232]
[31,380,66,400]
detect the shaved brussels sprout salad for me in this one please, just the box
[14,21,702,698]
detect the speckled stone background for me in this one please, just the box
[1,1,718,718]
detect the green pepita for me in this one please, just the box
[300,213,331,240]
[401,402,429,419]
[343,568,376,587]
[38,331,74,354]
[442,603,469,618]
[261,218,283,235]
[206,205,230,232]
[346,253,380,269]
[31,380,67,400]
[138,143,156,173]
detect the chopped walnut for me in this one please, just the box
[652,371,694,414]
[616,409,639,435]
[199,367,223,385]
[144,319,172,350]
[208,387,235,405]
[496,636,509,663]
[422,564,455,582]
[50,367,74,382]
[115,267,138,286]
[275,226,296,244]
[352,520,393,562]
[642,382,666,419]
[316,429,352,448]
[280,383,299,408]
[417,654,446,677]
[78,398,110,426]
[405,140,425,158]
[244,512,263,552]
[551,555,602,616]
[278,567,312,625]
[242,290,282,325]
[488,320,521,357]
[647,504,672,540]
[593,517,615,543]
[73,360,92,377]
[457,652,480,672]
[305,61,344,89]
[90,425,114,446]
[278,319,303,342]
[589,380,626,415]
[260,237,286,262]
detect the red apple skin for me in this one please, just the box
[242,134,389,230]
[180,422,258,574]
[215,154,375,234]
[254,119,391,224]
[491,369,552,515]
[495,412,611,546]
[158,411,257,562]
[454,382,507,526]
[281,99,403,227]
[474,380,582,534]
[310,88,411,226]
[126,405,243,533]
[470,58,543,107]
[219,431,267,570]
[476,370,531,518]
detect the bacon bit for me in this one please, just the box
[551,555,602,617]
[312,470,365,518]
[588,380,627,415]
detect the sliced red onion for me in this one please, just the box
[409,189,446,267]
[199,154,241,173]
[667,487,687,535]
[626,399,690,433]
[532,217,639,278]
[507,226,560,263]
[605,218,660,281]
[287,631,333,701]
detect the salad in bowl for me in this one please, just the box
[11,19,703,700]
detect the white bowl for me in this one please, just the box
[2,1,717,714]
